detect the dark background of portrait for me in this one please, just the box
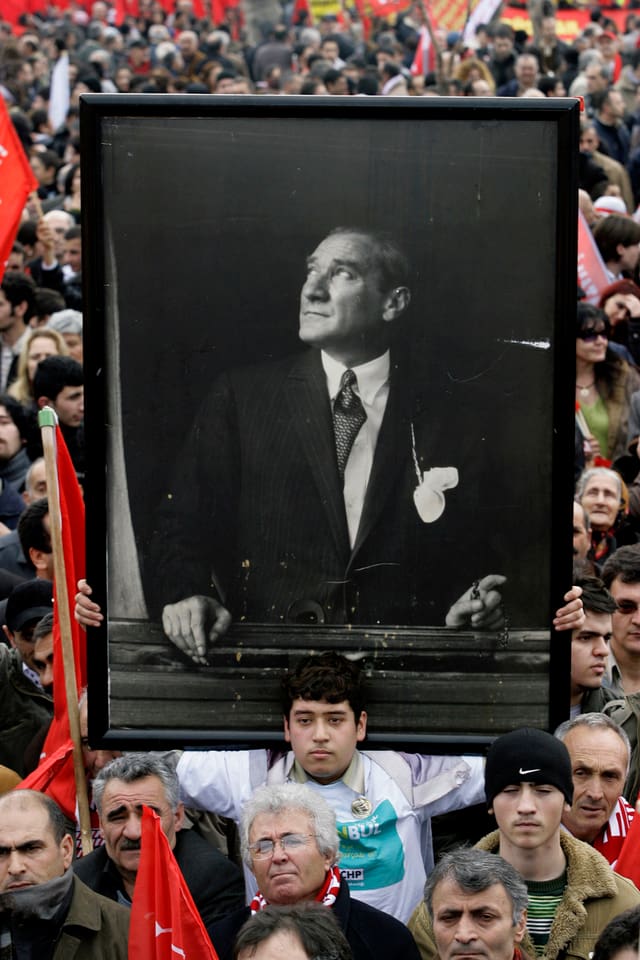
[82,96,578,748]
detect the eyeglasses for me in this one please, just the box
[578,329,609,342]
[248,834,317,859]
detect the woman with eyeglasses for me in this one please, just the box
[576,302,640,468]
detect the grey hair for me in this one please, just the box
[576,467,622,502]
[555,713,631,778]
[240,783,339,868]
[92,753,180,814]
[424,847,528,926]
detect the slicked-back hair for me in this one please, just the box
[602,544,640,587]
[240,783,339,868]
[92,753,180,814]
[575,576,618,615]
[281,652,366,723]
[555,712,631,777]
[424,847,528,926]
[593,905,640,960]
[234,904,353,960]
[324,227,410,292]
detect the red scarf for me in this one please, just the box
[249,865,342,914]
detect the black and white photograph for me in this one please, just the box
[81,95,578,749]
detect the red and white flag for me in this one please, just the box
[411,26,436,77]
[612,801,640,887]
[129,806,219,960]
[0,98,38,283]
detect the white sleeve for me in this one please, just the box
[177,748,268,820]
[424,755,485,816]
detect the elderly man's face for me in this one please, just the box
[99,775,183,884]
[33,630,54,693]
[299,232,404,366]
[573,502,590,560]
[0,800,73,892]
[248,809,332,904]
[431,878,526,960]
[561,726,627,843]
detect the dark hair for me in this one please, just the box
[64,225,81,241]
[493,23,515,41]
[602,544,640,587]
[281,652,366,722]
[34,610,54,640]
[18,497,51,556]
[593,906,640,960]
[35,148,60,173]
[17,220,38,247]
[33,355,83,403]
[576,302,625,402]
[33,288,66,318]
[233,904,353,960]
[593,216,640,263]
[1,271,36,320]
[0,393,30,440]
[575,576,617,615]
[63,164,80,198]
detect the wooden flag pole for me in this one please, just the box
[38,407,93,855]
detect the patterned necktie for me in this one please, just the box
[333,368,366,479]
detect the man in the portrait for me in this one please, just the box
[149,227,546,660]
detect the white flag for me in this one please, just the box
[48,51,70,131]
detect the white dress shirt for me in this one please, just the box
[321,350,390,548]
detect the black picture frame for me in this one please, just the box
[81,94,578,753]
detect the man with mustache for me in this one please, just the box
[0,789,129,958]
[408,728,640,960]
[424,847,529,960]
[72,753,245,927]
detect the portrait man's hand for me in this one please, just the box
[445,575,507,629]
[161,595,232,665]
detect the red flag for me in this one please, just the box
[577,210,609,305]
[17,739,74,793]
[292,0,313,26]
[28,425,86,821]
[410,25,436,77]
[613,804,640,886]
[0,97,38,283]
[129,807,219,960]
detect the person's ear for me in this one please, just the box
[283,715,291,743]
[356,710,367,742]
[382,286,411,322]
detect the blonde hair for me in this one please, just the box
[8,328,68,406]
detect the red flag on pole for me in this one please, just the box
[26,425,86,821]
[0,97,38,283]
[129,807,219,960]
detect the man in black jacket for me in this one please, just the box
[207,782,420,960]
[73,753,245,927]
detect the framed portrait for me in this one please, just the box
[81,94,578,752]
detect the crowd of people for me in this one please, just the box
[7,0,640,957]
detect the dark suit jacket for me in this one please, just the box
[151,348,546,627]
[207,879,421,960]
[73,827,245,927]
